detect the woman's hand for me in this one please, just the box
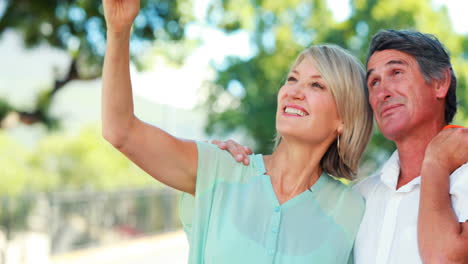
[103,0,140,34]
[211,139,253,165]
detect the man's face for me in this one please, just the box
[366,49,439,141]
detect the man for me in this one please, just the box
[353,29,468,264]
[214,29,468,263]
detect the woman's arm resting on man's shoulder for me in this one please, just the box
[101,0,197,195]
[418,128,468,264]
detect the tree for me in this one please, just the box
[204,0,468,167]
[0,0,192,129]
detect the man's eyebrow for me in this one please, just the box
[366,69,374,80]
[366,60,408,80]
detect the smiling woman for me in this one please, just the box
[179,45,373,264]
[101,0,373,263]
[275,46,373,180]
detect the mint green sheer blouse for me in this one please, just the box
[180,142,364,264]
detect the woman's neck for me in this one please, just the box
[265,139,328,204]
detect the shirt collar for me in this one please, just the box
[253,153,267,175]
[378,150,421,192]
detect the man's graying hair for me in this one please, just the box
[367,29,457,124]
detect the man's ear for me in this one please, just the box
[435,68,451,99]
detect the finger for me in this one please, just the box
[211,139,227,149]
[224,141,241,160]
[240,146,252,164]
[226,141,246,162]
[243,146,253,155]
[219,142,227,149]
[227,140,253,165]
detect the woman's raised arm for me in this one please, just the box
[101,0,197,195]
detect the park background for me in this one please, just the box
[0,0,467,263]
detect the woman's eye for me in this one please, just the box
[311,82,324,89]
[287,76,297,82]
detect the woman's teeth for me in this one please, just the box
[284,107,307,116]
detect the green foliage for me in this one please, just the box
[0,0,191,74]
[0,126,156,197]
[205,0,468,165]
[0,0,194,130]
[0,97,12,121]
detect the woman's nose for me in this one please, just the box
[288,84,305,100]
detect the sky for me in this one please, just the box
[0,0,467,120]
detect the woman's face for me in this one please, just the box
[276,57,343,145]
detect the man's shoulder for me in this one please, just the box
[450,163,468,189]
[449,163,468,223]
[451,163,468,177]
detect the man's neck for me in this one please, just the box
[395,123,444,189]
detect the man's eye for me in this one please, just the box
[369,80,379,87]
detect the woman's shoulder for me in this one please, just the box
[318,175,365,240]
[323,175,364,206]
[195,141,265,183]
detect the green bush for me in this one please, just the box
[0,126,157,197]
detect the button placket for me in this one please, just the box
[375,193,404,264]
[266,206,282,261]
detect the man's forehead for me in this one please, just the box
[366,49,415,76]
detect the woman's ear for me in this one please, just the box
[337,123,344,135]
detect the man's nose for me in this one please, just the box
[375,79,393,102]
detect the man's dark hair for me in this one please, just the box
[367,29,457,124]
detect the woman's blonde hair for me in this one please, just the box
[275,44,373,180]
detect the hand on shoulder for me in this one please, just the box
[423,127,468,176]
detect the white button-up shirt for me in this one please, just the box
[353,151,468,264]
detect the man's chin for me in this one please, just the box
[378,122,409,141]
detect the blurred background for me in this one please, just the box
[0,0,467,263]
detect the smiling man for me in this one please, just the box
[214,29,468,264]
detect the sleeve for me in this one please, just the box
[179,141,252,235]
[179,141,221,235]
[449,163,468,223]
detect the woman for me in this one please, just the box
[102,0,373,263]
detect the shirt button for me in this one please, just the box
[274,206,280,213]
[268,249,275,256]
[272,227,278,233]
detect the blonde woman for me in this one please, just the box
[102,0,372,263]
